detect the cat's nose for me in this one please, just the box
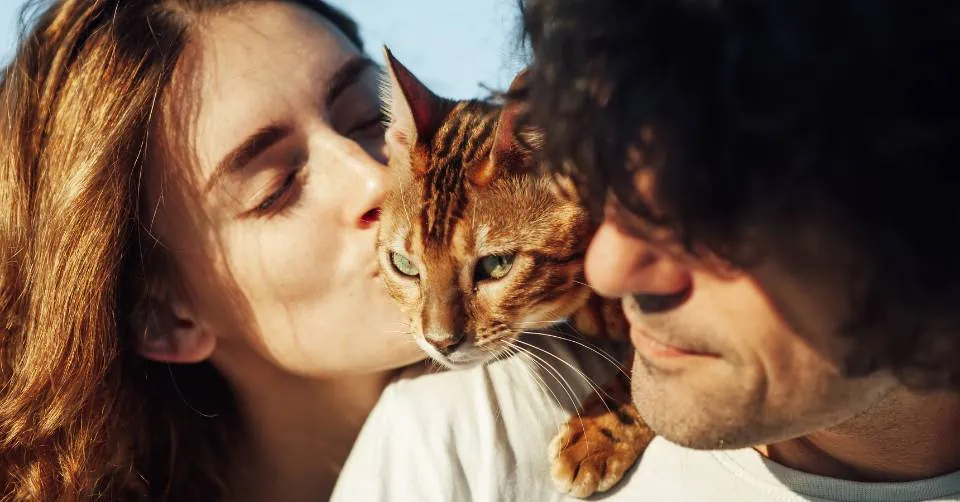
[428,333,465,355]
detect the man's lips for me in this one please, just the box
[630,326,719,359]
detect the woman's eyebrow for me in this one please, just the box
[205,122,293,194]
[204,56,375,195]
[324,55,376,107]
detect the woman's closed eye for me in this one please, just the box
[329,68,388,142]
[347,110,386,140]
[249,165,306,217]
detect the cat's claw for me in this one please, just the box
[549,403,654,498]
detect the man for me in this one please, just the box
[520,0,960,499]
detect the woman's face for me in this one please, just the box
[145,2,424,376]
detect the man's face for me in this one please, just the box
[584,183,898,449]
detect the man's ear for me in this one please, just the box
[131,290,215,364]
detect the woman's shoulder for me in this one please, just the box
[332,334,624,502]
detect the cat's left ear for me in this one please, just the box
[471,69,541,187]
[381,46,446,174]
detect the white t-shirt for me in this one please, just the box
[331,336,960,502]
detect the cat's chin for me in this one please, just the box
[417,341,504,371]
[428,350,488,371]
[435,358,484,371]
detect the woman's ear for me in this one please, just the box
[132,292,216,364]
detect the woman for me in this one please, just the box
[0,1,425,500]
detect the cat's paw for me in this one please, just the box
[549,402,654,498]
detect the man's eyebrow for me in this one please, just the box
[325,55,376,107]
[204,123,292,194]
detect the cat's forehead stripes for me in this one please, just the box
[431,101,496,166]
[419,102,499,248]
[462,118,495,163]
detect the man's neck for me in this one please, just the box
[214,346,399,502]
[757,388,960,482]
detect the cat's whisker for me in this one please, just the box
[515,320,565,326]
[513,345,606,456]
[557,321,633,379]
[512,347,574,430]
[425,358,445,374]
[513,338,616,417]
[506,345,565,438]
[479,344,503,362]
[511,344,579,408]
[509,343,587,434]
[516,350,592,451]
[492,345,519,367]
[513,329,629,378]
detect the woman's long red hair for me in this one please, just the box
[0,1,362,499]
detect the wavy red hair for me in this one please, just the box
[0,1,362,499]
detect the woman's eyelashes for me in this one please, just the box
[250,164,307,217]
[346,110,386,140]
[244,99,383,219]
[248,111,382,218]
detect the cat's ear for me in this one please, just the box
[471,69,539,187]
[381,46,445,174]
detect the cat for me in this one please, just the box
[376,46,656,498]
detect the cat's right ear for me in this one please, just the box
[381,46,444,174]
[474,69,541,186]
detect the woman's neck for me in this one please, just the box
[215,348,398,502]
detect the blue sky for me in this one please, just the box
[0,0,528,99]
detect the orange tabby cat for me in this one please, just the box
[377,47,655,498]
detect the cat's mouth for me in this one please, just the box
[415,336,513,370]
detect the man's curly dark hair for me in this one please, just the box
[519,0,960,388]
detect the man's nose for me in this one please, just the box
[585,213,691,300]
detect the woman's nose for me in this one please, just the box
[342,152,389,230]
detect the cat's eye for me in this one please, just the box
[475,255,515,282]
[390,251,419,277]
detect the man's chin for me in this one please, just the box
[633,396,799,451]
[629,365,770,450]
